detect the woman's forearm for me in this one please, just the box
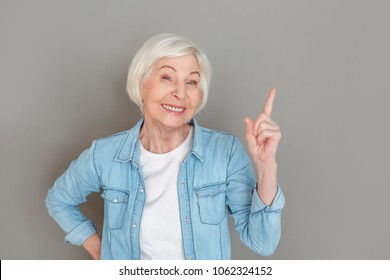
[82,233,102,260]
[256,162,278,206]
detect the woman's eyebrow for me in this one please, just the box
[159,65,176,72]
[190,71,200,76]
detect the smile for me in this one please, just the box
[162,104,185,112]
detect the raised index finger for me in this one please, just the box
[263,87,276,117]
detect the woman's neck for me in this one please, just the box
[139,120,191,154]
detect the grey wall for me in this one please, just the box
[1,0,389,259]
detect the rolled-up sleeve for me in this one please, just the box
[44,140,101,246]
[226,137,285,256]
[251,185,285,214]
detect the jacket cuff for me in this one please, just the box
[64,220,97,246]
[251,184,285,214]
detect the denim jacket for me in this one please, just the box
[45,119,285,259]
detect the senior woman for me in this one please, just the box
[45,33,285,260]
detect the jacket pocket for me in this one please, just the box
[195,182,226,225]
[101,188,129,230]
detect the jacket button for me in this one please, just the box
[113,199,118,203]
[132,224,137,228]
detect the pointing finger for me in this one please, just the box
[263,87,276,117]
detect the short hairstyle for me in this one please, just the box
[126,33,212,113]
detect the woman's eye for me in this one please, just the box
[161,75,172,81]
[187,80,198,86]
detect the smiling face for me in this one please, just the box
[141,55,202,130]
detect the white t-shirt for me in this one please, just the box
[139,127,193,260]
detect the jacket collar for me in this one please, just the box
[115,118,204,167]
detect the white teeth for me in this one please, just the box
[162,104,184,112]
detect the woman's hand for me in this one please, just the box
[244,87,281,168]
[244,87,281,205]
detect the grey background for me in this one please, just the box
[1,0,389,259]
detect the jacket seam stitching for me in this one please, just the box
[92,140,102,186]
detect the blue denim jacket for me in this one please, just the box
[45,119,285,259]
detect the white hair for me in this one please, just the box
[126,33,212,113]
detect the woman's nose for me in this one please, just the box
[172,82,186,99]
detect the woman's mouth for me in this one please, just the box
[162,104,185,113]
